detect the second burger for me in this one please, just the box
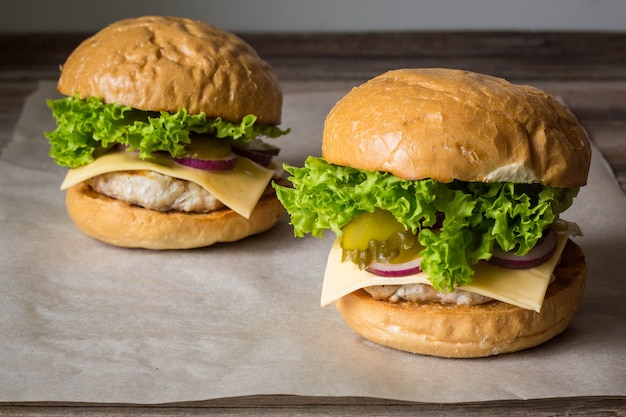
[275,68,591,358]
[45,16,290,249]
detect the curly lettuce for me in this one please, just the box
[274,156,578,292]
[45,96,290,168]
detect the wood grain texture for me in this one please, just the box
[0,31,625,415]
[1,396,625,416]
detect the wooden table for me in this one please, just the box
[1,31,625,416]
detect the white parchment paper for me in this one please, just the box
[1,81,625,404]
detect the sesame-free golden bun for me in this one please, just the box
[334,240,586,358]
[57,15,283,125]
[66,182,285,249]
[322,68,591,188]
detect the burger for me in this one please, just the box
[45,16,289,249]
[275,68,591,358]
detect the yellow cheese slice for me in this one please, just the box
[321,227,573,312]
[60,150,277,219]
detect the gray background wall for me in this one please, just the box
[1,0,625,33]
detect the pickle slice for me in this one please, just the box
[342,209,405,250]
[341,209,420,270]
[183,139,232,159]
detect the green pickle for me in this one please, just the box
[184,139,232,159]
[341,209,421,269]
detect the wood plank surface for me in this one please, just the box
[1,31,625,416]
[1,395,626,416]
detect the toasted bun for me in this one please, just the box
[334,239,586,358]
[65,182,284,249]
[57,16,282,125]
[323,68,591,187]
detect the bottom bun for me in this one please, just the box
[334,239,586,358]
[65,182,284,249]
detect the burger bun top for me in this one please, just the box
[57,16,282,125]
[322,68,591,187]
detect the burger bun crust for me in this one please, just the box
[334,239,586,358]
[57,16,283,125]
[65,182,284,249]
[322,68,591,188]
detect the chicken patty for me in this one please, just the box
[87,170,225,213]
[364,283,493,305]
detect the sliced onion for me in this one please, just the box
[246,139,281,155]
[366,257,423,277]
[232,148,274,167]
[172,152,237,171]
[232,140,280,167]
[488,228,557,269]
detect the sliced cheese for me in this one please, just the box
[60,150,277,219]
[321,229,572,312]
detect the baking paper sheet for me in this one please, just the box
[1,81,625,403]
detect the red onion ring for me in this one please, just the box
[172,152,237,171]
[488,228,557,269]
[366,257,423,277]
[232,148,274,167]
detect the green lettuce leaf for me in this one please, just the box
[45,96,290,168]
[274,156,578,292]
